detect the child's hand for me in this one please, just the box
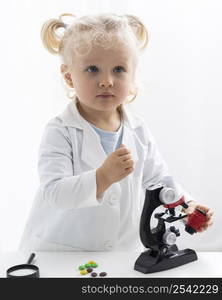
[99,144,134,184]
[183,201,214,232]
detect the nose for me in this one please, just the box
[99,81,113,88]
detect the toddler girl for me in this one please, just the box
[19,12,213,252]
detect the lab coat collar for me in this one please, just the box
[60,97,140,130]
[60,98,139,168]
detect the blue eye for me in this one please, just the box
[86,66,98,73]
[85,65,125,73]
[114,66,125,73]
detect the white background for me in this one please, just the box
[0,0,221,252]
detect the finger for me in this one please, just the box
[207,220,213,226]
[206,209,214,217]
[204,209,214,222]
[206,214,213,222]
[196,205,211,214]
[116,146,130,156]
[124,167,133,173]
[119,169,132,180]
[197,224,208,232]
[124,159,134,168]
[198,219,214,231]
[121,154,132,162]
[185,208,195,214]
[197,216,214,231]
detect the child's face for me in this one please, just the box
[66,42,137,113]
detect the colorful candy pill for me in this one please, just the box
[87,268,93,273]
[88,260,96,264]
[99,272,107,277]
[85,263,91,268]
[79,265,85,270]
[91,263,98,268]
[91,272,98,277]
[80,270,88,275]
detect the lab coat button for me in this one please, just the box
[104,240,113,250]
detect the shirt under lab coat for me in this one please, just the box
[19,98,194,252]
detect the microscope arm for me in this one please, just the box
[139,187,165,250]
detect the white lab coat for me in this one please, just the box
[19,98,193,252]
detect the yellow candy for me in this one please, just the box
[88,260,96,264]
[80,270,88,275]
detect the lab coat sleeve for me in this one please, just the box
[38,119,103,210]
[141,120,195,202]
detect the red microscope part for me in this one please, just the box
[159,186,207,234]
[185,208,207,234]
[163,195,185,208]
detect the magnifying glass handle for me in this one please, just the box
[27,253,35,264]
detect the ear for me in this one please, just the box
[60,64,68,74]
[60,64,74,88]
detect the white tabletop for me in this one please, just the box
[0,250,221,278]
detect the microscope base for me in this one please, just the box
[134,246,198,274]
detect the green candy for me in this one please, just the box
[91,263,98,268]
[79,265,85,270]
[85,263,91,268]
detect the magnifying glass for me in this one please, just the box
[7,253,40,278]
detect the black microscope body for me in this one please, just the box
[134,187,198,273]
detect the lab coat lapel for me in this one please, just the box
[72,101,108,169]
[121,105,139,165]
[121,125,138,165]
[60,98,108,168]
[81,123,107,169]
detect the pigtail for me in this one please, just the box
[125,14,149,51]
[40,13,75,55]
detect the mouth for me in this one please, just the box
[96,93,114,98]
[96,95,114,98]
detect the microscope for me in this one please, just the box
[134,178,207,273]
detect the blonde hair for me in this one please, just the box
[40,13,149,105]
